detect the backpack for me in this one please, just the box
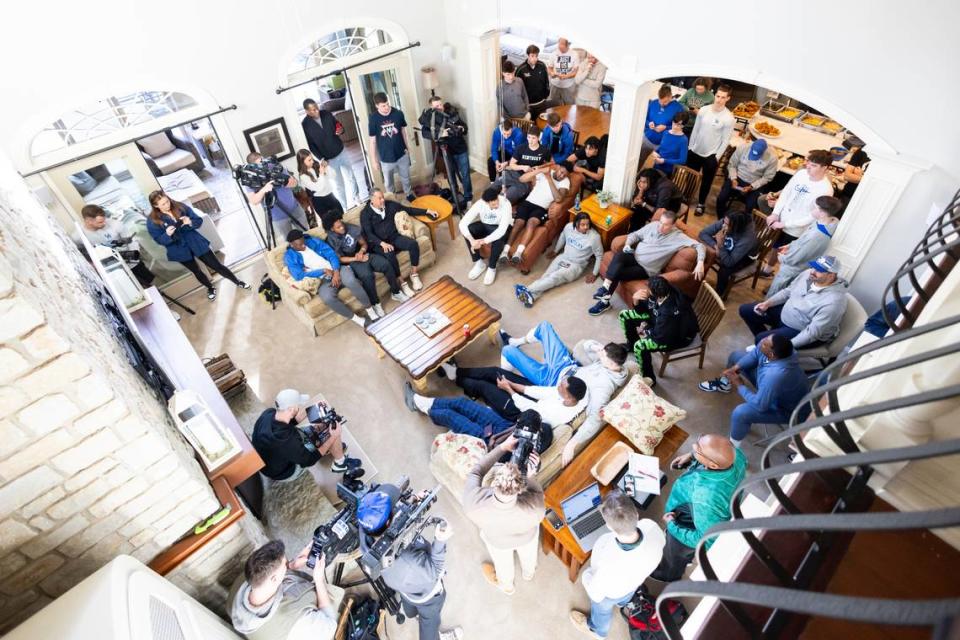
[344,595,383,639]
[621,585,688,640]
[258,274,281,306]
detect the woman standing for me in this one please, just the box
[296,149,343,220]
[146,190,249,300]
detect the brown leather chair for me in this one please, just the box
[598,212,716,301]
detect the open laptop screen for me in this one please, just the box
[561,483,601,521]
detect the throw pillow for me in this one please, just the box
[431,432,488,478]
[600,376,686,454]
[138,132,176,158]
[281,266,321,295]
[394,210,416,239]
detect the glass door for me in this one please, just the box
[345,50,429,192]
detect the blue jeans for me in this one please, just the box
[726,349,791,441]
[428,397,513,439]
[589,591,634,637]
[502,321,577,386]
[451,151,473,201]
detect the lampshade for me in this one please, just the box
[421,66,440,91]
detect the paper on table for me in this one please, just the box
[628,453,661,495]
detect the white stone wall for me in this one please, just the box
[0,158,256,632]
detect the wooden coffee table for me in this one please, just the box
[569,193,633,249]
[364,276,501,392]
[541,423,689,582]
[410,194,457,251]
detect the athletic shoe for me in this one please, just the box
[569,611,602,639]
[373,303,386,317]
[207,288,217,301]
[405,193,416,202]
[391,291,410,303]
[403,381,417,412]
[588,298,611,316]
[694,204,705,217]
[436,358,458,379]
[237,281,251,290]
[400,282,416,298]
[439,628,464,640]
[498,329,513,346]
[468,261,487,280]
[519,289,534,308]
[482,268,497,285]
[510,254,522,266]
[498,253,509,265]
[591,286,609,300]
[698,377,732,393]
[410,272,423,291]
[330,457,363,473]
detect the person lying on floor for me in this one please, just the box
[402,375,588,442]
[515,212,603,308]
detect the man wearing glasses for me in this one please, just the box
[650,434,746,582]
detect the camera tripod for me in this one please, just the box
[332,555,405,623]
[236,179,308,251]
[431,141,465,217]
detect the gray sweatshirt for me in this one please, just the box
[767,220,839,296]
[624,222,705,274]
[229,573,337,640]
[555,222,604,275]
[379,536,446,603]
[728,145,779,189]
[496,79,529,118]
[462,448,545,548]
[766,275,849,348]
[698,220,758,268]
[569,341,630,447]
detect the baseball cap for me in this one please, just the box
[748,139,768,160]
[357,484,402,532]
[286,229,305,243]
[808,255,841,274]
[275,388,309,410]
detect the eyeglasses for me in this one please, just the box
[691,434,722,468]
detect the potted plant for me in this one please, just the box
[596,190,616,209]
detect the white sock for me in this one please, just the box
[515,244,525,257]
[333,456,346,465]
[500,354,518,372]
[440,361,457,378]
[730,438,743,449]
[413,394,433,414]
[602,278,612,289]
[523,326,540,344]
[350,315,365,327]
[503,244,511,255]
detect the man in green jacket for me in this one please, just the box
[651,434,747,582]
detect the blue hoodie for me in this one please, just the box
[540,122,575,164]
[656,131,688,174]
[283,236,341,281]
[490,126,525,163]
[735,349,808,414]
[644,99,684,145]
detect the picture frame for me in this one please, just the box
[242,117,294,161]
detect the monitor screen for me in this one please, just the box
[561,483,601,521]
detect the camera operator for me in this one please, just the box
[230,539,343,640]
[462,434,545,595]
[357,486,463,640]
[79,204,155,286]
[243,152,309,239]
[252,389,360,482]
[419,96,472,206]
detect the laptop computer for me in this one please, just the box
[560,482,606,552]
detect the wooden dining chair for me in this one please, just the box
[658,283,726,376]
[709,208,782,299]
[508,117,537,136]
[671,165,702,223]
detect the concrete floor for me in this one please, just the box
[176,176,777,639]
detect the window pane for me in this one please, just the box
[287,27,393,76]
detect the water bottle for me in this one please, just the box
[574,193,581,212]
[605,214,613,227]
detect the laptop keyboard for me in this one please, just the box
[572,510,605,539]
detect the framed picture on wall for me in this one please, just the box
[242,118,294,161]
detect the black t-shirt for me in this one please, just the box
[513,143,550,168]
[574,148,605,173]
[368,108,408,163]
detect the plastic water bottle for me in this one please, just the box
[605,214,613,227]
[574,193,581,212]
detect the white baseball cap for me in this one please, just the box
[275,388,309,410]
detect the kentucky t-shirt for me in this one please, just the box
[368,108,408,163]
[513,143,550,168]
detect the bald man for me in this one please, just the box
[650,434,746,582]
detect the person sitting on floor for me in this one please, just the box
[515,212,603,307]
[251,388,361,481]
[741,255,849,348]
[650,111,689,176]
[360,189,437,295]
[565,136,606,192]
[589,210,705,316]
[697,203,758,297]
[284,229,380,326]
[618,276,699,387]
[650,434,746,582]
[323,214,407,317]
[767,195,843,297]
[502,164,570,265]
[460,186,513,286]
[540,112,576,164]
[699,334,809,447]
[628,168,683,231]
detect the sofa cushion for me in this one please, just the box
[68,170,97,196]
[600,376,686,454]
[139,132,176,158]
[394,210,416,239]
[154,148,197,174]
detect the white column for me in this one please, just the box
[601,79,657,202]
[465,29,500,172]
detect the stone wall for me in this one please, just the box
[0,158,257,632]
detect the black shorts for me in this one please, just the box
[515,200,549,223]
[773,231,799,248]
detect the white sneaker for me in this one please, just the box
[468,261,487,280]
[391,291,410,303]
[482,268,497,285]
[373,303,385,317]
[439,628,463,640]
[350,315,366,328]
[365,308,379,320]
[410,272,423,291]
[401,282,416,298]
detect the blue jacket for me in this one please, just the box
[490,126,525,163]
[644,99,684,145]
[656,131,688,175]
[736,350,809,415]
[146,205,210,263]
[540,123,575,164]
[283,236,341,281]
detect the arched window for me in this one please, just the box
[287,27,393,76]
[30,90,198,159]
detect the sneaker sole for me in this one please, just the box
[588,306,610,316]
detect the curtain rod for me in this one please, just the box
[21,104,239,177]
[276,41,421,95]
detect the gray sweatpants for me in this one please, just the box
[382,152,412,197]
[317,267,370,319]
[549,84,577,105]
[401,590,446,640]
[491,170,531,205]
[528,256,588,299]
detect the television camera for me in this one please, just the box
[301,401,346,452]
[360,483,443,579]
[418,103,466,143]
[233,156,290,192]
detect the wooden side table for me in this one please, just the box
[410,194,458,251]
[569,194,632,249]
[541,423,689,582]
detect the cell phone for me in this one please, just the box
[545,508,564,531]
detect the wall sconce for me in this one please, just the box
[421,66,440,97]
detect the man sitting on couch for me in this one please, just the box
[360,189,437,295]
[589,210,705,316]
[503,164,570,265]
[284,229,378,328]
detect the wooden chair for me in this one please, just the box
[671,165,702,222]
[709,209,782,299]
[658,282,725,376]
[508,117,537,136]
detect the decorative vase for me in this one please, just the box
[599,200,610,209]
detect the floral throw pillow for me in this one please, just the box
[394,210,417,239]
[600,376,686,454]
[430,432,487,478]
[281,266,321,295]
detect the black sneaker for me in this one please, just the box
[207,288,217,301]
[331,458,363,473]
[694,204,705,217]
[498,329,513,347]
[238,281,251,290]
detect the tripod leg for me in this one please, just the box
[159,291,196,315]
[440,146,463,216]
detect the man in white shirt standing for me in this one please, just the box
[686,83,735,216]
[569,492,666,639]
[460,186,513,285]
[547,38,580,105]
